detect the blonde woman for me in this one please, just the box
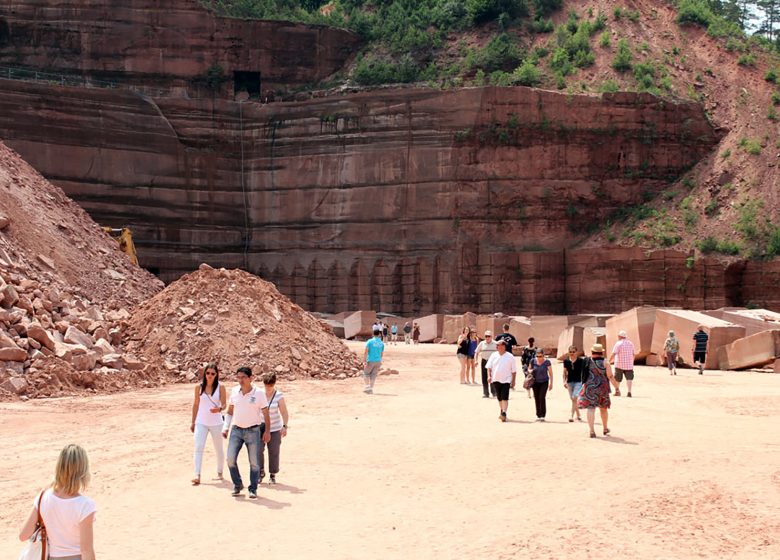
[20,444,97,560]
[190,362,227,485]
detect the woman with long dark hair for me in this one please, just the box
[190,362,227,485]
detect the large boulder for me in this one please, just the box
[343,311,377,340]
[0,346,27,362]
[416,314,444,343]
[556,325,585,360]
[64,326,95,349]
[1,284,19,308]
[605,306,658,361]
[716,329,780,370]
[651,309,744,369]
[27,324,56,351]
[475,315,506,340]
[703,308,780,338]
[1,376,27,394]
[507,317,531,348]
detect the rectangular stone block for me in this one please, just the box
[442,312,479,343]
[476,315,506,339]
[651,309,745,369]
[703,308,780,337]
[606,306,657,360]
[582,327,606,355]
[716,329,780,370]
[573,314,614,328]
[344,310,376,340]
[645,354,662,367]
[556,325,585,360]
[416,314,444,343]
[530,315,570,351]
[508,317,531,346]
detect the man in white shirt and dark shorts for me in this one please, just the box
[486,339,517,422]
[222,366,271,499]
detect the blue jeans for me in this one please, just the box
[227,425,261,492]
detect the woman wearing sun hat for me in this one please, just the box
[578,343,620,438]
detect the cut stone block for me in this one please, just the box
[442,315,465,343]
[476,315,507,339]
[716,329,780,370]
[416,314,444,343]
[529,316,569,351]
[651,309,745,369]
[582,327,606,355]
[557,325,585,360]
[703,308,780,337]
[322,319,345,338]
[508,317,531,346]
[645,354,662,366]
[343,311,376,340]
[573,314,614,328]
[606,306,657,360]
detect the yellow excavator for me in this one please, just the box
[103,227,139,265]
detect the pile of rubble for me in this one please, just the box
[0,141,164,399]
[124,265,363,382]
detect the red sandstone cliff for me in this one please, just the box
[1,0,778,316]
[0,0,360,95]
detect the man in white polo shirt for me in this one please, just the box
[486,339,517,422]
[222,366,271,499]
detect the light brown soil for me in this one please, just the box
[1,341,779,559]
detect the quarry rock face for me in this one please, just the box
[0,75,735,315]
[3,1,778,316]
[0,0,360,94]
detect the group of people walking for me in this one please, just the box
[458,323,713,437]
[372,320,421,345]
[189,363,290,499]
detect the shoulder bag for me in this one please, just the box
[522,364,535,390]
[18,490,47,560]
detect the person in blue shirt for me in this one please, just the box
[363,329,385,394]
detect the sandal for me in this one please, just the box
[568,418,574,422]
[603,429,611,436]
[191,477,201,486]
[590,432,596,438]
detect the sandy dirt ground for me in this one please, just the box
[1,341,780,559]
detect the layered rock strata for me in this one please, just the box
[0,75,734,314]
[0,0,360,94]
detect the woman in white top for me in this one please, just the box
[260,373,289,484]
[190,362,227,485]
[20,444,97,560]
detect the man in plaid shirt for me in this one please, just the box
[609,330,636,397]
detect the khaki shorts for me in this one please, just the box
[614,367,634,382]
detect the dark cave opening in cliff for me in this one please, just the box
[234,71,261,98]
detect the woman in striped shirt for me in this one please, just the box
[260,373,289,484]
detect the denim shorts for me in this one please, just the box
[567,382,583,399]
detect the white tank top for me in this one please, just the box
[196,383,223,426]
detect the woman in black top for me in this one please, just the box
[456,327,471,384]
[562,345,587,422]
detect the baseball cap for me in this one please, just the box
[618,330,627,338]
[484,330,492,336]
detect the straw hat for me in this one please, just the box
[591,343,605,353]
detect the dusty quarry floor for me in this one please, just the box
[1,342,779,559]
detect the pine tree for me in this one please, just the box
[757,0,780,41]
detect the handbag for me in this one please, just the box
[522,368,534,390]
[19,490,47,560]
